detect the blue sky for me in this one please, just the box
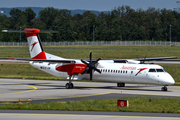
[0,0,178,11]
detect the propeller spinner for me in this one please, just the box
[80,51,102,81]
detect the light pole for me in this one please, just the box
[93,25,95,42]
[20,27,22,46]
[170,25,171,46]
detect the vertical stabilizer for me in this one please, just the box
[25,28,47,59]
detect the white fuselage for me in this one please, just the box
[29,59,175,86]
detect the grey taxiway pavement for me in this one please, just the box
[0,78,180,120]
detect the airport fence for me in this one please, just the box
[0,41,179,46]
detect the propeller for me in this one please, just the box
[140,54,147,64]
[80,51,102,81]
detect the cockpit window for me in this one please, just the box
[149,68,166,72]
[163,68,167,72]
[156,69,164,72]
[149,69,156,72]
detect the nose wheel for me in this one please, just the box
[161,86,167,91]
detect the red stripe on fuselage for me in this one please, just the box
[31,51,47,59]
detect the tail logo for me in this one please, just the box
[31,42,38,51]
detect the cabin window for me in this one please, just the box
[118,70,120,73]
[149,69,156,72]
[108,70,110,72]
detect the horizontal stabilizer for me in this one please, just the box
[2,30,59,33]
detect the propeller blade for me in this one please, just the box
[90,68,93,81]
[90,51,92,64]
[93,57,102,65]
[142,54,147,64]
[143,54,147,63]
[81,59,88,65]
[81,67,89,75]
[94,68,102,74]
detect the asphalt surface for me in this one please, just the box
[0,78,180,120]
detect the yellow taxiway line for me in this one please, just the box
[0,82,37,95]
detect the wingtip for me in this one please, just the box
[2,30,8,32]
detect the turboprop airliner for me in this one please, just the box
[1,28,177,91]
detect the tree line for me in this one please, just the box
[0,6,180,42]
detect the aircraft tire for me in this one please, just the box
[117,83,125,87]
[70,83,74,89]
[121,83,125,87]
[161,86,167,91]
[65,83,70,89]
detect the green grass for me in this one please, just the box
[1,46,180,83]
[1,46,180,59]
[1,96,180,113]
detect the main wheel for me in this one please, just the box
[65,83,70,89]
[69,83,74,89]
[117,83,125,87]
[121,83,125,87]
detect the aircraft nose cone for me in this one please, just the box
[170,78,175,85]
[166,74,175,85]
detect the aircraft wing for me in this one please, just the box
[0,58,76,63]
[137,56,178,61]
[0,56,178,64]
[113,56,178,63]
[144,60,180,64]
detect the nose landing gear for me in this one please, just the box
[161,86,167,91]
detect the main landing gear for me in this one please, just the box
[161,86,168,91]
[65,75,74,89]
[117,83,125,87]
